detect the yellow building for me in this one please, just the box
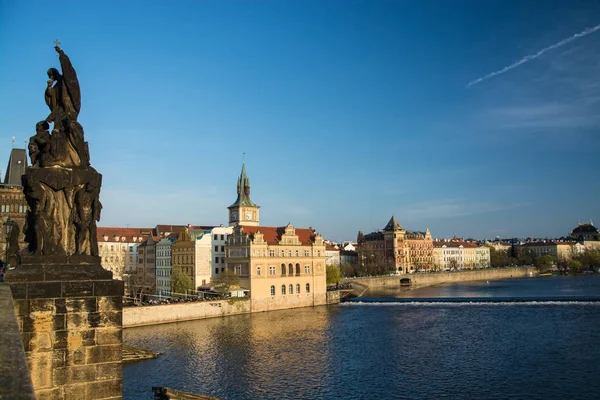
[172,226,197,292]
[517,241,580,261]
[223,163,327,312]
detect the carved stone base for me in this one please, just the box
[22,167,102,257]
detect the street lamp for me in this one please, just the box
[4,218,14,269]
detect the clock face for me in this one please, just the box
[231,211,238,221]
[245,211,253,220]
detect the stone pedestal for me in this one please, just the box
[6,257,123,400]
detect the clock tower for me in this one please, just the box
[228,162,260,227]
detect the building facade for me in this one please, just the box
[433,240,490,270]
[96,227,152,284]
[222,163,326,312]
[133,235,158,297]
[225,223,327,312]
[358,216,434,273]
[1,148,29,257]
[517,241,582,261]
[156,234,177,296]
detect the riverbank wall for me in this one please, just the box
[123,299,251,328]
[348,266,536,290]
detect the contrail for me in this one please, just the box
[467,23,600,88]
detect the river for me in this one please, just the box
[124,275,600,399]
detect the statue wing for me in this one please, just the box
[58,51,81,114]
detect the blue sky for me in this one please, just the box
[1,0,599,241]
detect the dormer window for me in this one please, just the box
[103,235,108,242]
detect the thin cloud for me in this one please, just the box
[467,23,600,88]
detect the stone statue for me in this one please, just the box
[22,43,102,257]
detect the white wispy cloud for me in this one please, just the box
[467,23,600,88]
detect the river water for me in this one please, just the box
[124,276,600,399]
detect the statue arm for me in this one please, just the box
[56,46,81,114]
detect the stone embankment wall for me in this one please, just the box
[123,299,251,328]
[326,291,340,304]
[349,266,536,288]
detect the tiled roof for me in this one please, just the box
[96,227,153,242]
[240,226,318,246]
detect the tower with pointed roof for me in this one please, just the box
[228,162,260,227]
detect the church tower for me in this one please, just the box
[228,162,260,227]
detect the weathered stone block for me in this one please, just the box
[96,362,122,381]
[85,379,122,400]
[63,383,87,400]
[9,283,27,299]
[85,345,121,364]
[55,298,67,314]
[35,386,64,400]
[14,299,31,316]
[65,347,86,366]
[53,365,97,386]
[66,298,97,313]
[95,328,122,346]
[27,351,53,389]
[97,297,121,313]
[62,282,93,297]
[31,298,58,313]
[66,313,90,331]
[94,281,123,297]
[28,282,62,299]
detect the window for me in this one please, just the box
[288,250,292,257]
[235,266,241,275]
[269,266,276,275]
[271,285,275,296]
[215,257,219,263]
[257,266,261,276]
[296,264,300,275]
[221,235,225,241]
[296,284,300,293]
[288,264,293,275]
[221,267,225,273]
[281,264,286,275]
[305,265,311,274]
[221,257,225,264]
[289,284,293,294]
[304,250,309,257]
[214,234,218,240]
[281,285,286,295]
[281,249,285,257]
[214,246,219,252]
[269,249,275,257]
[306,283,310,293]
[295,250,299,257]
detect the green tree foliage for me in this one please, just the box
[171,265,194,294]
[518,249,535,266]
[489,247,509,268]
[567,259,583,273]
[212,270,240,298]
[326,265,342,284]
[535,255,555,272]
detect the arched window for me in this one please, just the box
[296,284,300,293]
[306,283,310,293]
[281,263,286,275]
[270,285,275,296]
[288,263,293,275]
[281,285,286,295]
[289,284,293,294]
[295,263,300,275]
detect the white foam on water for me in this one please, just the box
[341,300,600,307]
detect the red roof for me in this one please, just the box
[240,226,318,246]
[96,227,153,242]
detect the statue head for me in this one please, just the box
[47,68,60,81]
[36,121,50,134]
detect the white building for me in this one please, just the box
[211,226,233,279]
[97,227,152,281]
[156,234,177,296]
[325,244,341,265]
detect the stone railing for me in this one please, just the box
[0,284,36,399]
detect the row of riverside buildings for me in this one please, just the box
[2,147,598,312]
[95,162,328,313]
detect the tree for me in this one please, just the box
[171,265,194,295]
[535,255,555,272]
[518,249,534,266]
[567,259,582,273]
[212,270,240,298]
[326,265,342,284]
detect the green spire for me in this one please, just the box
[229,162,257,207]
